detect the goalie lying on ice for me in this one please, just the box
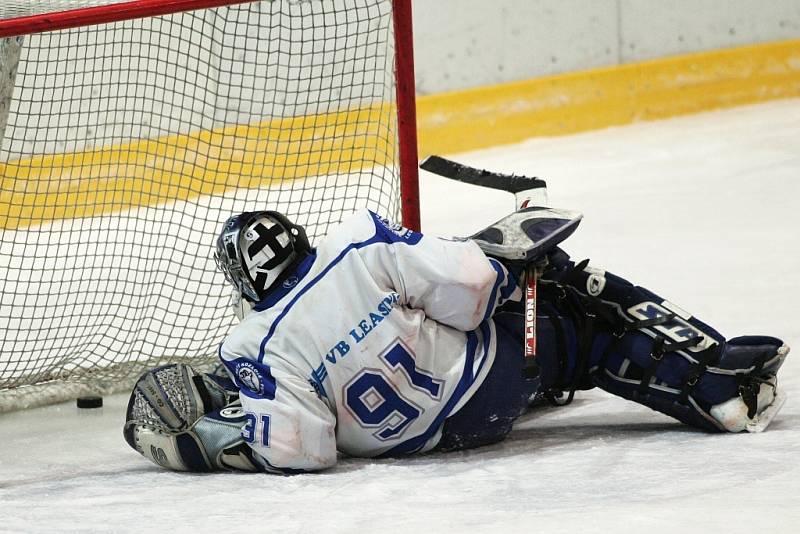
[123,207,789,473]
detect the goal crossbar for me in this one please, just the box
[0,1,254,37]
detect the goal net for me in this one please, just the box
[0,0,419,410]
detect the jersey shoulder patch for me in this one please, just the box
[368,210,422,245]
[219,355,278,400]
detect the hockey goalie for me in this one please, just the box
[124,162,789,473]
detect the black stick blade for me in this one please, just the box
[420,155,547,194]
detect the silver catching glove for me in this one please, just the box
[123,363,260,472]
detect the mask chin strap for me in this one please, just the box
[238,271,263,303]
[216,251,259,304]
[229,290,254,321]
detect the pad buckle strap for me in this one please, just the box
[679,368,703,402]
[642,333,707,394]
[660,335,705,355]
[638,338,667,392]
[543,282,599,405]
[650,338,666,361]
[738,381,760,419]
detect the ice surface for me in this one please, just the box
[1,99,799,533]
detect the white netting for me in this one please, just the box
[0,0,403,411]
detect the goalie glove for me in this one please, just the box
[123,363,260,472]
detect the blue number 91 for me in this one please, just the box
[343,341,443,442]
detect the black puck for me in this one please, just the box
[77,396,103,409]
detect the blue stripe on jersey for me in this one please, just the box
[310,363,329,399]
[256,227,392,363]
[486,257,519,302]
[239,387,267,400]
[473,320,492,381]
[483,259,507,322]
[253,253,318,312]
[378,327,485,458]
[368,211,423,245]
[499,267,518,301]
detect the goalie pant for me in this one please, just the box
[440,247,787,450]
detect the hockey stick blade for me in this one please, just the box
[420,155,547,194]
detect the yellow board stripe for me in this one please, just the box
[2,38,800,230]
[0,104,395,230]
[417,38,800,157]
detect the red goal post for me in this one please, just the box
[0,0,420,410]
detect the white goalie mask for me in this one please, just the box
[214,211,310,303]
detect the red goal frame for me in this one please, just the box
[0,0,422,230]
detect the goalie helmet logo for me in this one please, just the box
[242,218,294,295]
[214,210,311,302]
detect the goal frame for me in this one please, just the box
[0,0,421,230]
[0,0,421,410]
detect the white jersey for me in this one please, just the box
[218,209,520,472]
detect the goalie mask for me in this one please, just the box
[214,211,311,303]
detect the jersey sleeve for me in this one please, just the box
[220,350,337,473]
[367,211,521,332]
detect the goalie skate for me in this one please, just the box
[747,388,787,433]
[709,342,789,434]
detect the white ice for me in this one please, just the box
[1,99,799,533]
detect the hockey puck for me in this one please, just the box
[76,396,103,409]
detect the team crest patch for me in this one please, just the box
[233,360,277,399]
[282,275,299,289]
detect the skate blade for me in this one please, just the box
[746,389,787,433]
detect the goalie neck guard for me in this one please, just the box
[214,211,311,303]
